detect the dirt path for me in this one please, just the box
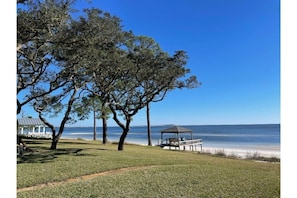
[17,165,157,193]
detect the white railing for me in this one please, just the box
[180,139,202,151]
[26,132,52,139]
[158,138,203,151]
[180,139,202,145]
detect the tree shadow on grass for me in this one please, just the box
[59,141,91,145]
[22,141,46,145]
[17,148,98,164]
[23,140,91,145]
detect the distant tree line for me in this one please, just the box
[17,0,200,150]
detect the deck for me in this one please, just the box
[159,138,203,151]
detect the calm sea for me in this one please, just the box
[60,124,280,150]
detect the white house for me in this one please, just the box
[17,117,52,138]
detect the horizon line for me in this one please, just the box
[63,123,280,128]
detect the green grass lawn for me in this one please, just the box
[17,139,280,198]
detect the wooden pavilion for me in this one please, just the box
[159,125,202,151]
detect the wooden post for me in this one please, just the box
[19,144,24,157]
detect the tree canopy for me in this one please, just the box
[17,0,200,150]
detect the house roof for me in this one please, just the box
[160,125,192,133]
[17,118,45,126]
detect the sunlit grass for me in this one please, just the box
[17,139,280,197]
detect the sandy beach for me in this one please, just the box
[161,144,280,159]
[121,138,280,159]
[201,146,280,159]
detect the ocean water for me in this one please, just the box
[60,124,280,150]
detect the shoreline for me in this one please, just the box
[123,139,280,159]
[157,144,280,159]
[60,137,280,159]
[199,146,280,159]
[126,142,281,159]
[124,141,280,159]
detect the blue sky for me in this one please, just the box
[17,0,281,127]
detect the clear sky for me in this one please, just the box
[17,0,281,127]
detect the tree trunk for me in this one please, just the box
[146,103,152,146]
[109,104,131,151]
[49,88,77,149]
[17,100,21,114]
[118,128,129,151]
[50,139,58,150]
[93,103,96,141]
[50,135,60,150]
[102,117,108,144]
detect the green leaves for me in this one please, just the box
[17,1,200,150]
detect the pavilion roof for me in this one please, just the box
[160,125,192,133]
[17,118,45,126]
